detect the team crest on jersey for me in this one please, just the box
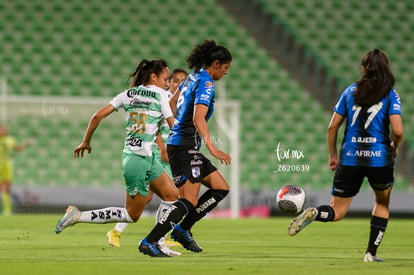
[191,167,201,178]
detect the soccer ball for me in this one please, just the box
[276,185,305,215]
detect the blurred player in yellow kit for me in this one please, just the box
[0,124,27,216]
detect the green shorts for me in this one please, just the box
[122,152,164,196]
[152,147,172,178]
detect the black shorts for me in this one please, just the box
[167,145,217,187]
[332,165,394,197]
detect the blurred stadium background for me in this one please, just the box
[1,0,413,216]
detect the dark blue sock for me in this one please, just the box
[315,205,335,222]
[180,189,229,230]
[146,198,193,243]
[366,216,388,256]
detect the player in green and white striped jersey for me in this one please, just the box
[107,69,188,255]
[55,59,179,257]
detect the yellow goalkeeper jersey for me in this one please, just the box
[0,135,17,162]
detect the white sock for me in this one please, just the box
[78,207,133,223]
[155,200,175,224]
[159,236,166,246]
[114,222,129,232]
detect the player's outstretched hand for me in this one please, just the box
[74,142,92,158]
[209,148,231,165]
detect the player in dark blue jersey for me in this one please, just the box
[139,40,232,256]
[288,49,403,262]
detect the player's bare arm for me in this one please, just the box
[193,104,231,165]
[74,104,115,158]
[327,112,344,171]
[389,114,403,158]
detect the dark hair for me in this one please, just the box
[129,59,168,87]
[186,40,232,72]
[170,68,188,79]
[354,49,395,106]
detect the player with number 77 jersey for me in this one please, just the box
[288,50,403,263]
[333,83,402,166]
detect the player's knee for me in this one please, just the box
[162,193,179,202]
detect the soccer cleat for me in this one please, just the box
[164,236,182,247]
[160,244,182,256]
[138,238,170,257]
[364,252,384,262]
[288,207,318,236]
[55,205,81,234]
[159,237,181,256]
[171,225,203,253]
[107,229,121,247]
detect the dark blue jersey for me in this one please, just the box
[334,83,402,167]
[168,69,215,148]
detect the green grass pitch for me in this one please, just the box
[0,214,413,274]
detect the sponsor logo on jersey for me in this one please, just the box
[200,94,211,102]
[333,187,344,194]
[173,175,182,184]
[394,90,401,104]
[393,103,401,111]
[188,149,198,154]
[190,160,203,166]
[129,99,151,107]
[355,150,382,157]
[205,81,213,89]
[346,151,353,157]
[351,136,377,143]
[127,88,157,98]
[126,136,143,147]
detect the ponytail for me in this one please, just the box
[128,59,168,87]
[354,49,395,106]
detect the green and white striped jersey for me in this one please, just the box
[110,85,173,157]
